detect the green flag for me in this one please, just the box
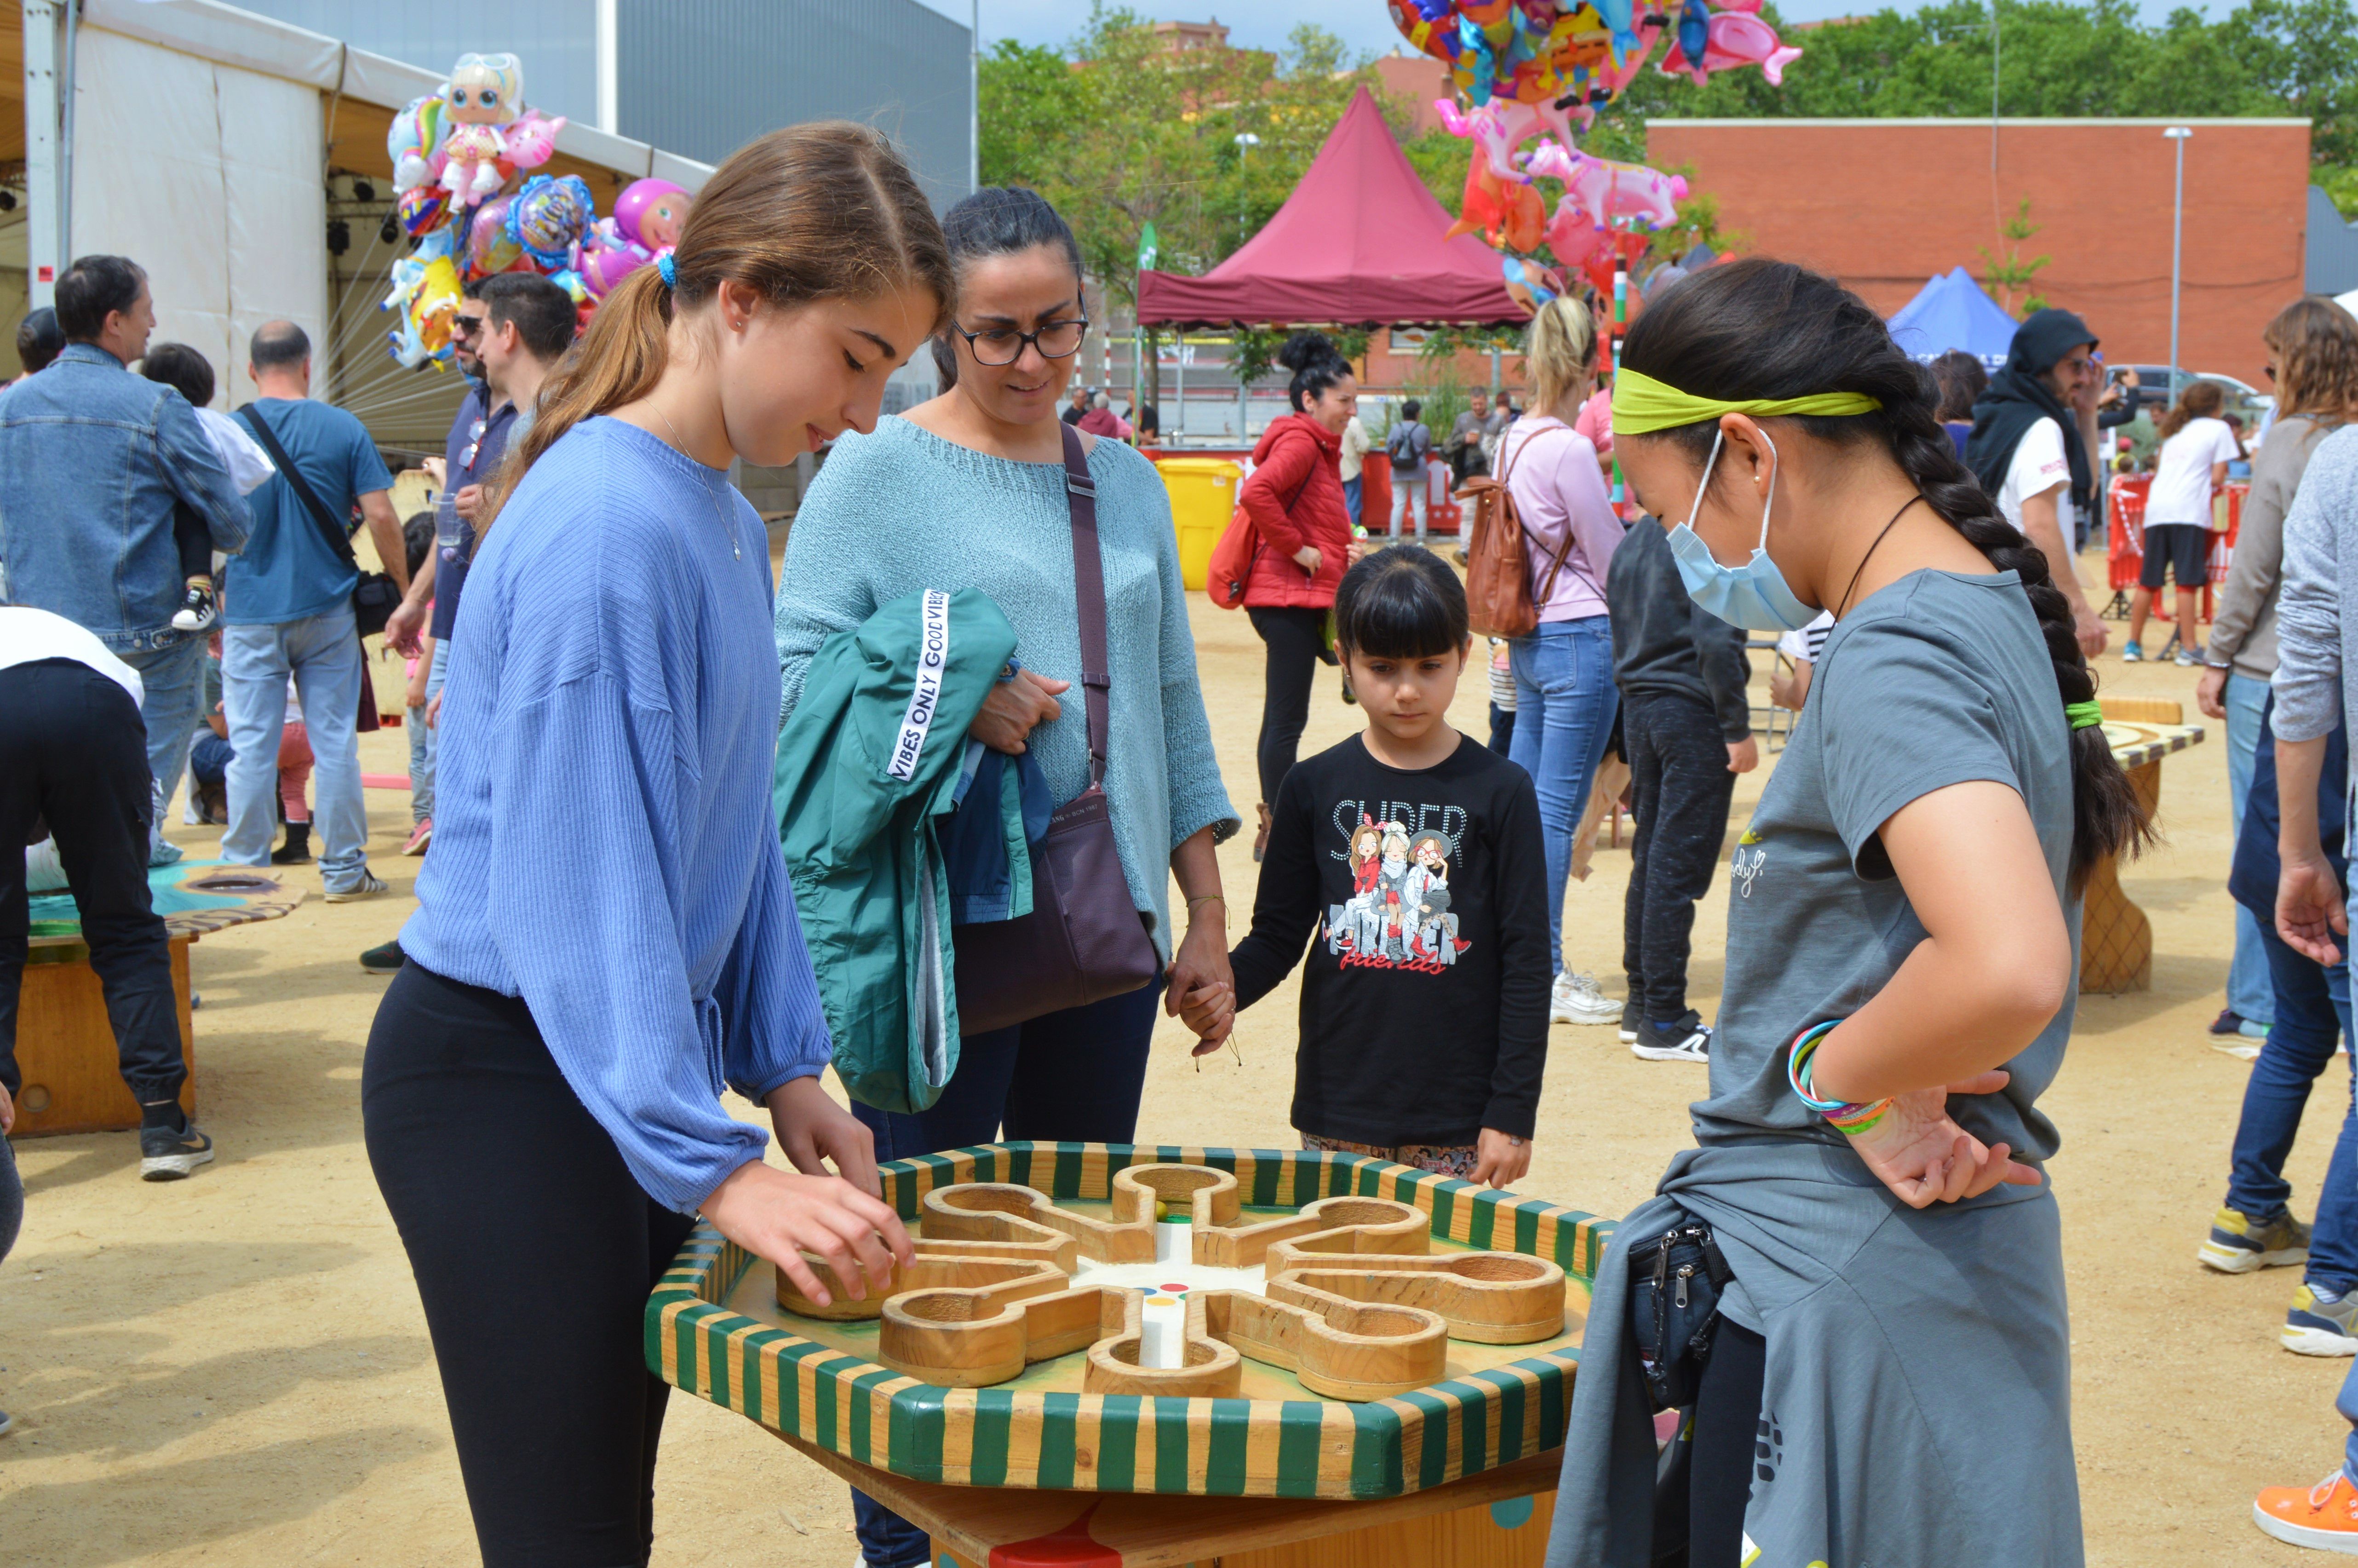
[1136,222,1159,272]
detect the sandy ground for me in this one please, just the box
[0,546,2342,1565]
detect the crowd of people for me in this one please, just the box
[9,114,2358,1565]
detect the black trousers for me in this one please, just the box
[0,658,182,1104]
[363,961,696,1568]
[1655,1320,1768,1567]
[1621,691,1738,1025]
[172,500,211,583]
[1247,604,1326,805]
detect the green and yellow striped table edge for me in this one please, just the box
[647,1142,1610,1500]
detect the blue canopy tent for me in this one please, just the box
[1886,267,2020,368]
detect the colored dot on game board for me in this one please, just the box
[1160,1283,1188,1293]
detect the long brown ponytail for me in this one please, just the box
[482,121,954,531]
[1622,258,2152,893]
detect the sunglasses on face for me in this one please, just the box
[453,316,487,341]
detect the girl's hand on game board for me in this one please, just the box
[767,1074,884,1197]
[1470,1129,1529,1189]
[700,1161,912,1310]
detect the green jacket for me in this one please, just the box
[774,587,1024,1113]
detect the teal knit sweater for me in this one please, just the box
[775,417,1239,961]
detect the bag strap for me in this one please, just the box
[1492,419,1579,601]
[1059,423,1113,788]
[237,404,356,569]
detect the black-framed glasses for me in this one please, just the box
[950,317,1089,366]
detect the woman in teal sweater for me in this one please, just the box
[774,184,1239,1568]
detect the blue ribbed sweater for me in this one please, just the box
[403,417,832,1213]
[775,417,1239,959]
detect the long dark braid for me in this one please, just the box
[1623,258,2152,890]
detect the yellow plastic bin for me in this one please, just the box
[1155,456,1244,591]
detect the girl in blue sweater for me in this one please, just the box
[363,126,954,1565]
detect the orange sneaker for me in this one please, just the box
[2256,1472,2358,1553]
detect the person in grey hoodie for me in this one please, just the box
[2202,298,2358,1040]
[2255,410,2358,1549]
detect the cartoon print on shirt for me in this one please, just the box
[1325,807,1473,972]
[1405,831,1466,965]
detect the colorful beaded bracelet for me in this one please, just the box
[1786,1021,1894,1138]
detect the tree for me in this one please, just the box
[1594,0,2358,213]
[1979,197,2052,315]
[977,6,1373,315]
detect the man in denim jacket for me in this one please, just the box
[0,255,248,861]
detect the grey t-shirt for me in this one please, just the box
[1700,569,2079,1161]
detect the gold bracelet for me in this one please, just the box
[1186,893,1227,929]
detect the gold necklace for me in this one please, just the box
[650,402,740,561]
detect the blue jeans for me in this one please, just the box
[221,609,373,892]
[1342,474,1363,528]
[408,640,448,824]
[2226,672,2275,1025]
[1508,615,1618,976]
[847,980,1164,1568]
[2224,915,2358,1293]
[116,637,206,863]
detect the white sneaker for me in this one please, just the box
[1551,971,1622,1025]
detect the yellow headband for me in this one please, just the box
[1611,367,1882,436]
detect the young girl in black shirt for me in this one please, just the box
[1229,547,1553,1186]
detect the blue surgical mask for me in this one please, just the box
[1664,427,1818,632]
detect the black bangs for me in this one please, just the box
[1334,545,1469,660]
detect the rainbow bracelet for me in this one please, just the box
[1786,1021,1895,1138]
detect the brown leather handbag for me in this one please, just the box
[1459,417,1577,640]
[953,425,1163,1035]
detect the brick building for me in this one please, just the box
[1646,117,2312,387]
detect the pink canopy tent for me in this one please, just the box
[1136,86,1529,328]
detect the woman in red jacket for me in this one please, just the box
[1239,331,1359,858]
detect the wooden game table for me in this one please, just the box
[650,1143,1603,1568]
[14,862,303,1135]
[2081,697,2205,994]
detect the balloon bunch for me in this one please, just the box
[378,52,695,368]
[1390,0,1799,293]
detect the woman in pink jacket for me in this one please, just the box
[1497,297,1629,1025]
[1237,331,1358,858]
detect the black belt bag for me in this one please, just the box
[1628,1214,1735,1413]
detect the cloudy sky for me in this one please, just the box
[913,0,2212,52]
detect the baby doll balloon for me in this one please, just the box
[612,178,692,253]
[438,53,568,202]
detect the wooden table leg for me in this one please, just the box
[931,1484,1555,1568]
[2078,759,2164,996]
[13,933,197,1136]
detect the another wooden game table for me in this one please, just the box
[2082,696,2205,994]
[14,862,303,1135]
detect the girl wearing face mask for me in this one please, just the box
[1544,258,2149,1568]
[364,125,951,1564]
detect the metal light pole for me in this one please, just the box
[2164,126,2192,404]
[970,0,981,194]
[1234,132,1260,443]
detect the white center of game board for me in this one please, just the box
[1067,1220,1268,1299]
